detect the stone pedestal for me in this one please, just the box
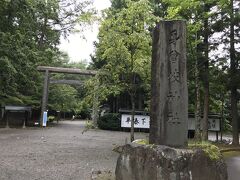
[115,143,228,180]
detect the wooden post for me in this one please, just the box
[22,111,27,128]
[150,20,188,147]
[5,111,9,128]
[23,118,26,128]
[40,70,50,126]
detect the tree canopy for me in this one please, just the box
[0,0,94,114]
[1,0,240,142]
[89,0,240,142]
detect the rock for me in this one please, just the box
[115,143,228,180]
[91,170,115,180]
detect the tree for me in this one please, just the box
[161,0,224,141]
[228,0,240,145]
[94,0,158,141]
[48,84,79,113]
[0,0,93,108]
[211,0,240,144]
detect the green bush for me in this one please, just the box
[85,120,95,129]
[48,116,55,122]
[98,113,121,131]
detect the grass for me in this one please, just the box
[222,151,240,159]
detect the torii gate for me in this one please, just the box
[37,66,97,126]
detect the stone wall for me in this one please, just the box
[115,143,227,180]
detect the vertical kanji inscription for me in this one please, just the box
[167,29,181,125]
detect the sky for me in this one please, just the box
[59,0,111,63]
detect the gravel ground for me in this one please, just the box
[0,121,147,180]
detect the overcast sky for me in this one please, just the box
[59,0,111,63]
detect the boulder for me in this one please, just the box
[115,143,227,180]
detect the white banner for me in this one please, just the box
[121,114,220,131]
[42,111,48,127]
[121,114,150,129]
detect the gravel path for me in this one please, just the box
[0,121,147,180]
[225,156,240,180]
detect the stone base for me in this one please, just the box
[115,143,227,180]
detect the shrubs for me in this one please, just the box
[98,113,121,131]
[48,116,55,122]
[82,120,96,134]
[188,141,221,160]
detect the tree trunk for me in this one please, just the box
[221,95,224,141]
[231,88,239,145]
[130,93,135,142]
[230,0,239,145]
[202,12,210,141]
[92,79,100,127]
[195,54,201,141]
[193,31,202,141]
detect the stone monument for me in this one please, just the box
[150,20,188,147]
[115,21,228,180]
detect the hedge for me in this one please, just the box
[98,113,121,131]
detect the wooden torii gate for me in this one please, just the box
[37,66,97,126]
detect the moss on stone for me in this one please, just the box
[133,140,222,160]
[188,141,221,160]
[133,139,149,145]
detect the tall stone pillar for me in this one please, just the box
[150,20,188,147]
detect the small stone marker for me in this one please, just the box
[150,20,188,147]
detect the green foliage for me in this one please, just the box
[91,0,159,112]
[188,141,221,160]
[0,0,94,110]
[48,116,55,122]
[77,101,91,119]
[98,113,121,131]
[82,120,96,134]
[85,120,96,129]
[48,84,79,112]
[133,139,149,145]
[48,60,91,115]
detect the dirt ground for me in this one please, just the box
[0,121,147,180]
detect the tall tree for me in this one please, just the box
[229,0,239,145]
[161,0,220,141]
[95,0,158,141]
[213,0,240,144]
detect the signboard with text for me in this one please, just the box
[121,114,220,131]
[121,114,150,129]
[188,118,220,131]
